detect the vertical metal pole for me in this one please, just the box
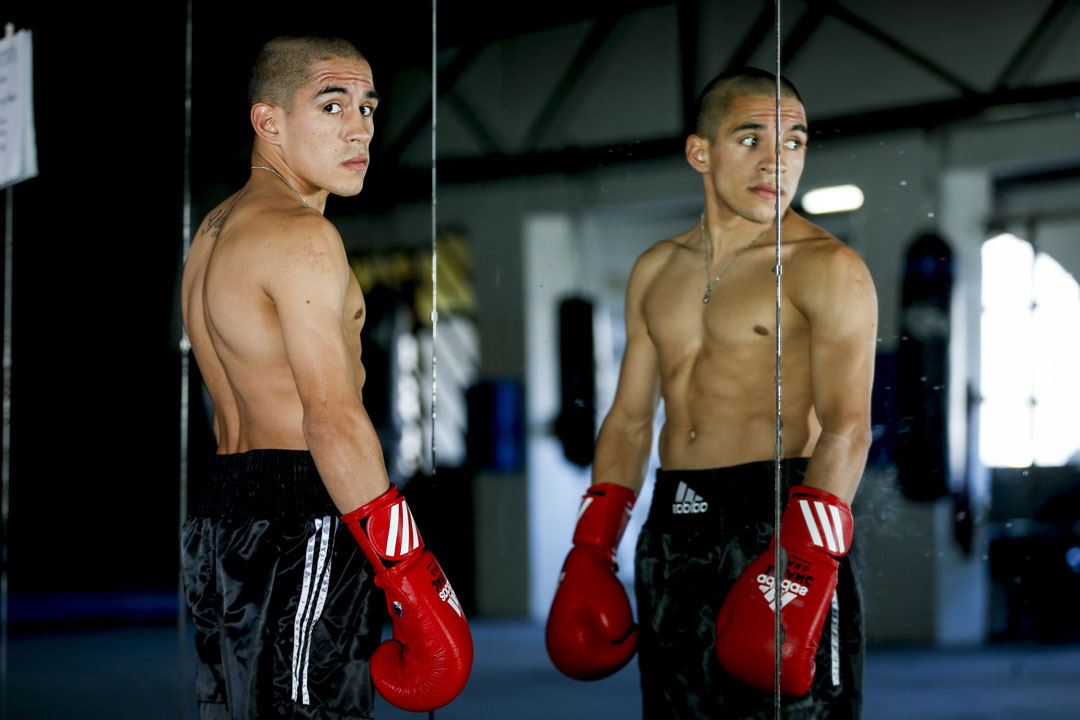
[772,0,784,715]
[2,183,13,720]
[177,1,194,717]
[430,0,438,477]
[429,4,439,716]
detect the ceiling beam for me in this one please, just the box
[445,91,505,156]
[808,78,1080,137]
[381,42,488,167]
[521,16,619,151]
[724,3,776,71]
[432,79,1080,184]
[993,0,1073,91]
[829,3,976,96]
[781,1,831,67]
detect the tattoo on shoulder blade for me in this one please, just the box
[201,191,246,238]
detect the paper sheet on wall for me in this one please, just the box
[0,28,37,189]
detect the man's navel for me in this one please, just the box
[753,325,769,336]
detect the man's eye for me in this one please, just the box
[360,105,374,117]
[324,102,343,114]
[785,139,802,150]
[740,136,757,147]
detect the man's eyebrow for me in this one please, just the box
[313,86,381,101]
[730,121,765,133]
[315,85,349,98]
[791,123,809,134]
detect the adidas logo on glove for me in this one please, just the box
[756,572,809,611]
[428,559,465,618]
[439,582,464,617]
[671,481,709,514]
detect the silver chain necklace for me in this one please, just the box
[250,165,311,208]
[701,212,759,304]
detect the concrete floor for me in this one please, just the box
[6,619,1080,719]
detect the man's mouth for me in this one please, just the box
[749,184,778,198]
[343,156,369,171]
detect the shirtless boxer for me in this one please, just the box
[546,68,876,719]
[180,36,471,719]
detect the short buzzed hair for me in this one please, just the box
[248,36,366,109]
[692,67,803,142]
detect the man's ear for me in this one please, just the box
[685,134,710,173]
[251,102,282,145]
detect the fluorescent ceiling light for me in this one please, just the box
[801,184,864,214]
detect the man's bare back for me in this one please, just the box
[182,186,367,454]
[180,43,472,717]
[638,209,860,470]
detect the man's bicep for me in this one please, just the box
[809,257,878,429]
[608,253,663,424]
[609,329,661,424]
[280,307,357,411]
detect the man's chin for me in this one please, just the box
[739,208,779,226]
[330,180,366,198]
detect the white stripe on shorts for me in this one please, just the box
[291,515,335,705]
[830,590,840,686]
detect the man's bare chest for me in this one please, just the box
[644,261,779,350]
[647,274,815,390]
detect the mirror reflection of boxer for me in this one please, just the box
[180,36,471,718]
[546,68,877,719]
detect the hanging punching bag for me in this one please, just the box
[554,296,596,467]
[896,232,954,501]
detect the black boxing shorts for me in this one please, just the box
[181,450,383,719]
[634,459,864,719]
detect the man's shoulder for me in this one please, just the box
[198,192,347,299]
[212,194,342,259]
[252,211,349,296]
[784,214,868,277]
[783,214,876,316]
[244,202,339,245]
[630,231,694,283]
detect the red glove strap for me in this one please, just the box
[781,485,853,558]
[342,484,424,571]
[571,483,637,558]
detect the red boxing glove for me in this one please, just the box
[715,485,852,697]
[546,483,638,680]
[342,485,472,712]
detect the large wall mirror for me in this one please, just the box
[429,0,1080,717]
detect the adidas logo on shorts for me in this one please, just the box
[671,481,709,514]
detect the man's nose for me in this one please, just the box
[347,114,373,143]
[758,142,787,175]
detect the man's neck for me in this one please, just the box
[249,146,329,214]
[701,206,775,257]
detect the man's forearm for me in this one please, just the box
[801,428,872,504]
[591,414,654,494]
[304,405,391,513]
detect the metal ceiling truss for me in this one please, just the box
[383,0,1080,187]
[993,0,1075,91]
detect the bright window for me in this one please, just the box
[980,233,1080,467]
